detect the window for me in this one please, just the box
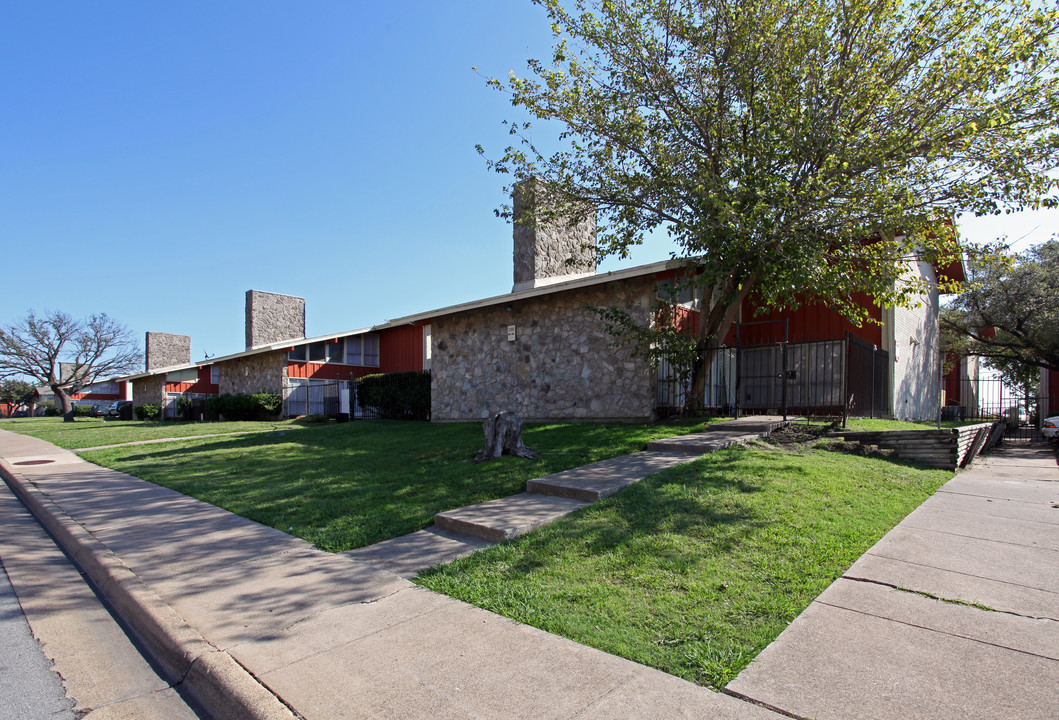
[657,279,699,308]
[290,339,345,364]
[210,365,219,384]
[345,334,380,367]
[166,368,198,383]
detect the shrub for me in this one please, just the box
[73,405,93,417]
[118,401,134,421]
[135,404,161,420]
[205,392,282,421]
[356,371,430,420]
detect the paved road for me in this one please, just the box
[0,552,76,720]
[0,480,202,720]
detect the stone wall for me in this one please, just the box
[132,376,165,409]
[431,279,657,422]
[145,332,191,371]
[513,179,597,292]
[245,290,305,350]
[218,351,287,396]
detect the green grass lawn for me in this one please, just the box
[840,417,985,431]
[415,441,951,690]
[76,419,706,551]
[1,416,306,449]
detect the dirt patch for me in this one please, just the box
[765,423,897,460]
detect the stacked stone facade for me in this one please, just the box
[145,332,191,371]
[218,350,288,396]
[245,290,305,350]
[513,179,597,292]
[132,375,165,409]
[430,279,657,422]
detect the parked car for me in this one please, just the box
[103,400,126,417]
[1042,416,1059,440]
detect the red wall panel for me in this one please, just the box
[379,324,425,373]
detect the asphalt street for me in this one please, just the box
[0,553,76,720]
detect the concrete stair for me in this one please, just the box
[527,451,691,501]
[434,493,590,543]
[431,417,793,545]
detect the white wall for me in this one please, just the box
[889,260,941,421]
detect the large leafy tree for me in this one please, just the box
[0,310,142,422]
[942,239,1059,386]
[483,0,1059,401]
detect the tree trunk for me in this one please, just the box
[54,386,75,423]
[688,278,756,410]
[474,412,535,463]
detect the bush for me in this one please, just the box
[356,371,431,420]
[118,401,134,421]
[135,404,161,420]
[205,393,282,421]
[73,405,93,417]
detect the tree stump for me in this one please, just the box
[474,411,535,463]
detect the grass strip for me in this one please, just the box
[77,419,706,551]
[415,442,951,690]
[1,417,306,449]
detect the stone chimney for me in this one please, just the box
[245,290,305,350]
[512,178,597,293]
[145,332,191,371]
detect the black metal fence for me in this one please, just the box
[282,372,431,421]
[283,380,342,418]
[657,331,890,419]
[942,374,1056,442]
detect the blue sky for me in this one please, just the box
[2,2,1055,365]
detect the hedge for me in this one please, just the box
[355,371,430,420]
[205,393,282,421]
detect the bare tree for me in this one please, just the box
[0,310,142,422]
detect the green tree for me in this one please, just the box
[0,310,142,422]
[942,239,1059,384]
[0,379,36,416]
[483,0,1059,403]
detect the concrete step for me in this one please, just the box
[645,417,792,454]
[527,451,691,501]
[434,493,591,543]
[343,527,493,579]
[646,431,763,454]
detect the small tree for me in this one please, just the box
[0,379,36,416]
[0,310,142,422]
[482,0,1059,406]
[942,239,1059,377]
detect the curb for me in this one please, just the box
[0,458,297,720]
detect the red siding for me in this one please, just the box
[670,294,883,347]
[1049,369,1059,415]
[165,366,219,395]
[734,294,883,346]
[942,353,963,406]
[286,362,375,380]
[379,324,426,373]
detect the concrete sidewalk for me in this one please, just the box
[3,424,1055,719]
[0,426,781,720]
[727,442,1059,720]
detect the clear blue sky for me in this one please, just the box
[2,2,1055,365]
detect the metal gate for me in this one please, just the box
[283,379,341,418]
[657,326,890,419]
[943,369,1055,441]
